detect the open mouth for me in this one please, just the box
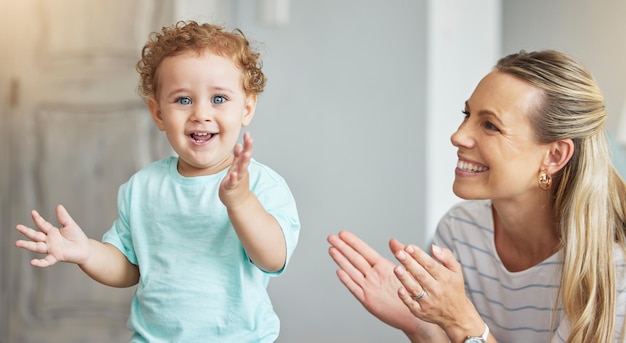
[457,160,488,173]
[190,132,216,143]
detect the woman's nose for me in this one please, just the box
[450,123,472,148]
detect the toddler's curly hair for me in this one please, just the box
[136,20,266,102]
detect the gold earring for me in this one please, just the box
[539,171,552,190]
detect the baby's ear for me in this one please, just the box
[241,94,257,127]
[147,97,165,131]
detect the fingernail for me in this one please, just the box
[395,265,406,276]
[396,251,406,260]
[406,245,414,254]
[432,244,441,254]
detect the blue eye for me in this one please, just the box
[176,96,192,105]
[212,95,226,104]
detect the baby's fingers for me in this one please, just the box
[55,205,78,229]
[15,239,49,255]
[241,131,254,156]
[233,142,252,171]
[15,224,47,242]
[30,254,59,268]
[31,210,57,234]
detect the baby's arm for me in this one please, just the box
[219,132,287,272]
[15,204,139,288]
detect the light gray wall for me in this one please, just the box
[232,1,427,342]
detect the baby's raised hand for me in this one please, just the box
[15,205,90,267]
[219,131,253,209]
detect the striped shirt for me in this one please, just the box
[434,199,626,342]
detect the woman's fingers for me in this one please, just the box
[328,244,366,285]
[328,231,381,273]
[431,244,462,273]
[388,238,406,254]
[327,233,372,284]
[336,230,384,267]
[394,246,435,300]
[392,244,450,317]
[394,264,427,301]
[334,263,365,301]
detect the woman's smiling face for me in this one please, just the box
[148,49,256,177]
[450,71,551,202]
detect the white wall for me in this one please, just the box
[426,0,501,239]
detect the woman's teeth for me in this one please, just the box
[457,160,488,172]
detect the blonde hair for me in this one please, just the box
[495,50,626,343]
[136,20,266,102]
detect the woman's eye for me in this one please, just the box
[485,121,499,131]
[176,97,192,105]
[461,110,470,119]
[212,95,227,104]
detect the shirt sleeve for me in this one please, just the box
[252,165,300,276]
[102,181,138,265]
[550,316,569,343]
[433,209,455,254]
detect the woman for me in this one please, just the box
[328,50,626,342]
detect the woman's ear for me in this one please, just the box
[545,138,574,174]
[147,97,165,131]
[241,94,257,127]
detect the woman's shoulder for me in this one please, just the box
[436,200,493,243]
[445,199,492,221]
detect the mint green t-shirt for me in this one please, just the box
[102,156,300,343]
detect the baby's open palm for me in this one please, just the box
[15,204,90,267]
[219,131,253,208]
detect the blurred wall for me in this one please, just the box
[234,2,428,341]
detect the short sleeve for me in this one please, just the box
[102,182,138,265]
[252,163,300,276]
